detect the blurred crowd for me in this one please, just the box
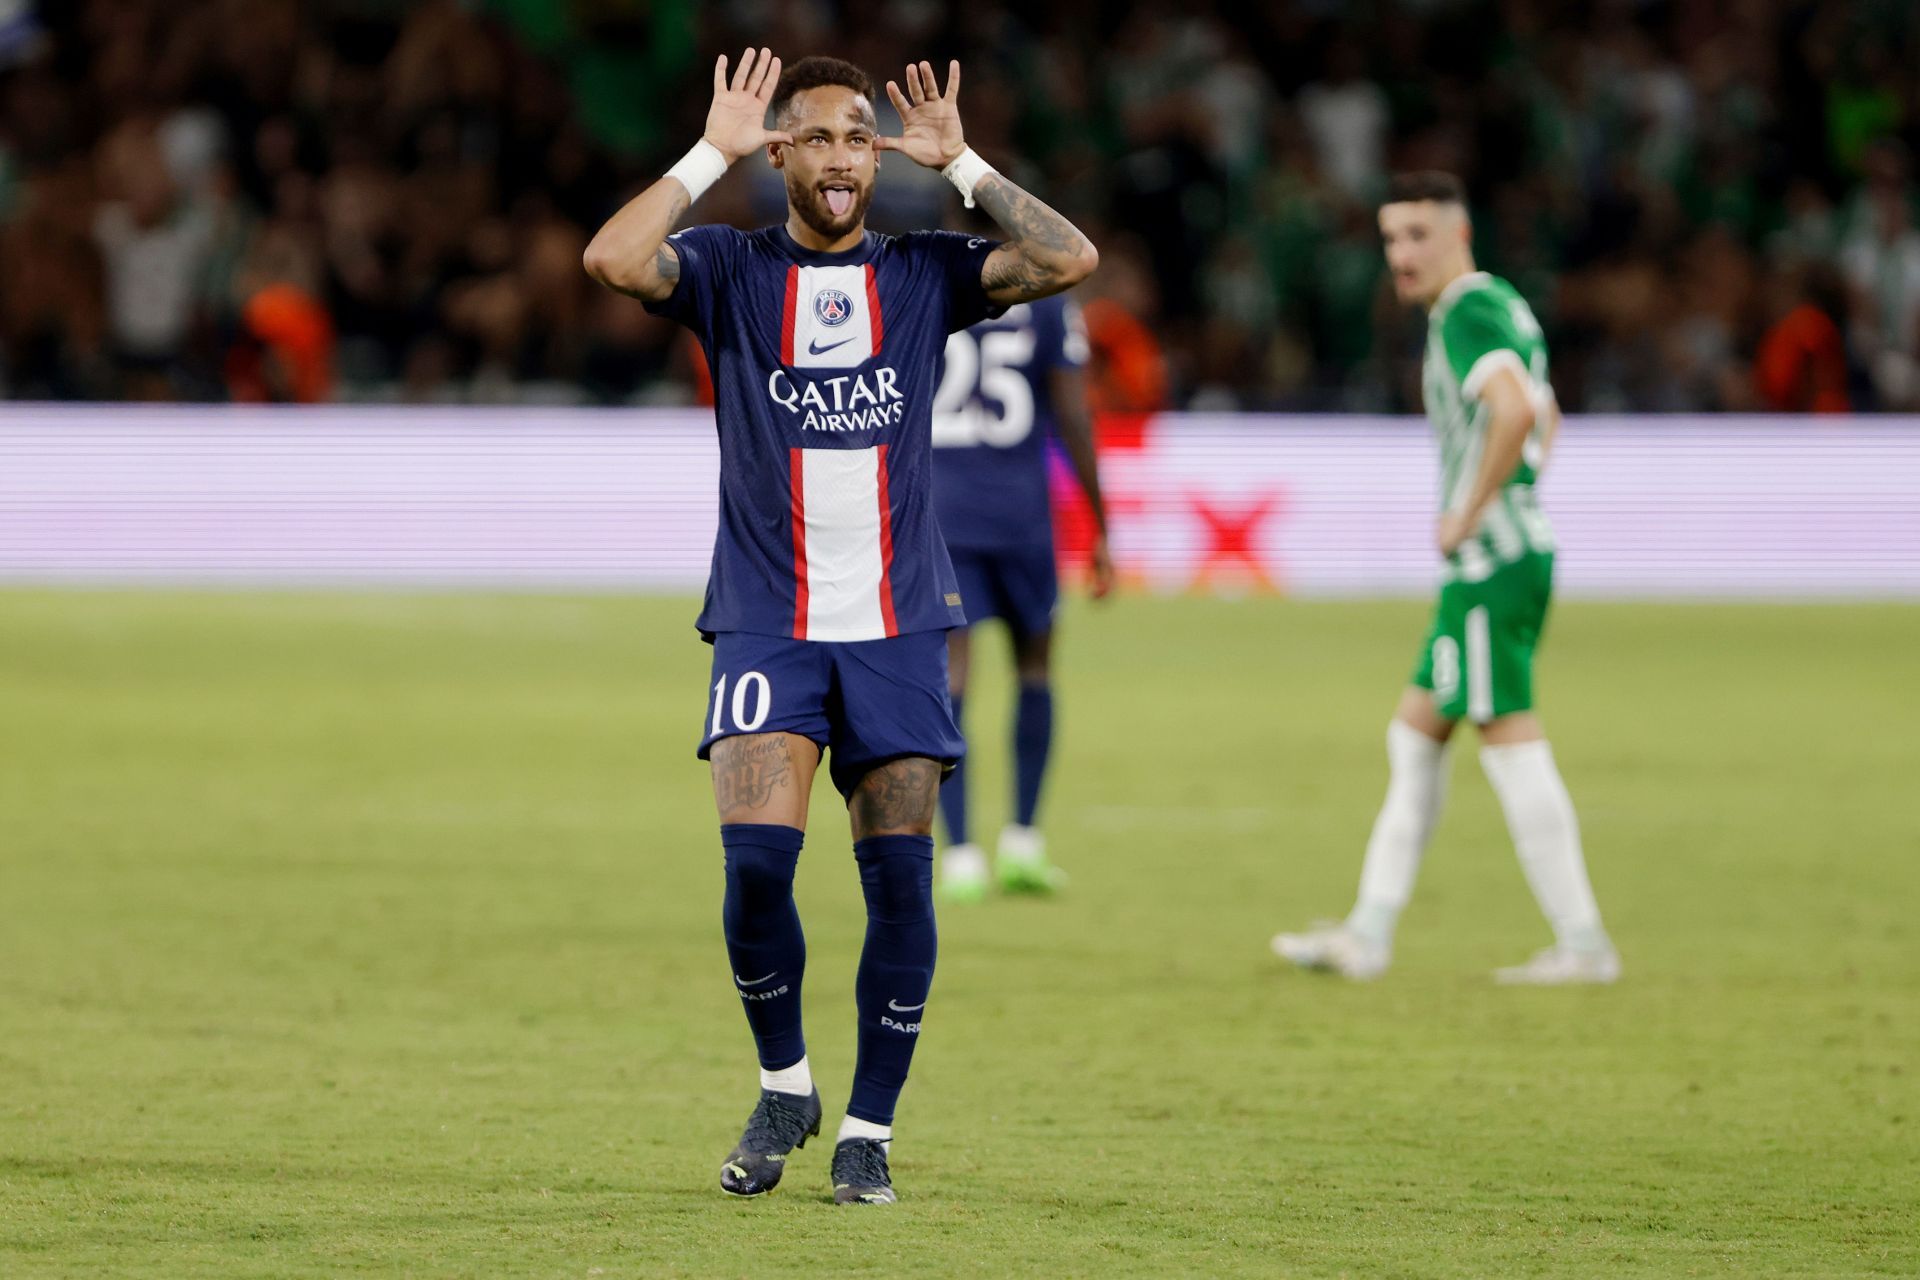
[1,0,1918,412]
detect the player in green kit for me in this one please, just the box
[1273,172,1620,984]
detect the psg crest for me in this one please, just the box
[813,288,853,327]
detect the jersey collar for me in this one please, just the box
[773,224,879,265]
[1430,270,1491,320]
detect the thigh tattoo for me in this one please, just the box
[850,757,941,834]
[712,735,795,813]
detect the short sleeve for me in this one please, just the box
[641,224,745,333]
[906,230,1006,333]
[1441,291,1529,402]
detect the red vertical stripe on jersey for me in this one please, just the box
[789,447,809,639]
[873,443,898,637]
[864,263,884,354]
[780,265,800,366]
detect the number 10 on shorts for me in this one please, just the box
[712,671,772,736]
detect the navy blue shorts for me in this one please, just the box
[699,630,965,799]
[949,545,1058,639]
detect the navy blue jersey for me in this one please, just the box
[645,224,1001,641]
[930,295,1089,551]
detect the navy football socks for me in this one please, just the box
[847,834,937,1125]
[719,824,808,1071]
[937,692,969,845]
[1013,682,1053,827]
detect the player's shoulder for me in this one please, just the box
[1435,271,1507,313]
[668,222,751,250]
[1439,273,1533,335]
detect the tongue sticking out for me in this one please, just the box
[824,187,853,217]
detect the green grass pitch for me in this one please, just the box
[2,591,1915,1277]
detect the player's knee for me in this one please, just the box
[720,825,804,924]
[946,632,971,695]
[853,836,935,925]
[1013,631,1052,682]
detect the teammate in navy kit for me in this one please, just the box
[931,293,1111,902]
[583,49,1097,1204]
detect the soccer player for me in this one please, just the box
[1271,171,1620,985]
[930,290,1112,901]
[582,50,1097,1203]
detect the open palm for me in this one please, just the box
[878,60,967,169]
[703,47,792,163]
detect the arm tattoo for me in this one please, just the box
[849,757,941,834]
[711,735,794,813]
[980,246,1046,297]
[974,174,1089,300]
[647,188,691,292]
[974,175,1084,256]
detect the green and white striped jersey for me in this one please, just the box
[1421,271,1556,582]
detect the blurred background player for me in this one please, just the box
[1272,171,1620,986]
[930,282,1112,901]
[583,50,1097,1204]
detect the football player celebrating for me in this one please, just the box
[584,50,1097,1204]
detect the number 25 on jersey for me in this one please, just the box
[931,327,1037,448]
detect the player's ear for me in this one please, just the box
[767,140,785,169]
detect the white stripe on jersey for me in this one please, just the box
[1466,605,1495,723]
[790,265,881,370]
[794,447,894,642]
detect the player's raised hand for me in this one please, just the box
[702,47,791,163]
[877,60,966,168]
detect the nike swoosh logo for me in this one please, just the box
[886,999,926,1013]
[735,971,777,987]
[808,336,855,356]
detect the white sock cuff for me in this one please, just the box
[759,1054,813,1097]
[837,1114,892,1145]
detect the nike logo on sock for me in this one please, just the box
[735,971,778,987]
[808,336,855,356]
[886,998,926,1013]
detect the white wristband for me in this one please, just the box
[941,146,996,209]
[666,139,729,203]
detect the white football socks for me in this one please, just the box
[837,1114,891,1146]
[941,843,987,881]
[1346,720,1450,948]
[1480,740,1610,954]
[760,1054,813,1098]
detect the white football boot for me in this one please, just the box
[995,824,1066,894]
[1493,945,1622,985]
[936,843,989,904]
[1270,922,1391,981]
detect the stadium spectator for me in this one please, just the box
[1753,263,1853,414]
[3,1,1919,412]
[90,124,215,398]
[225,281,334,403]
[1077,239,1169,415]
[1296,37,1389,203]
[1838,142,1920,410]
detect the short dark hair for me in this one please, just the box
[1383,171,1466,207]
[771,56,876,124]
